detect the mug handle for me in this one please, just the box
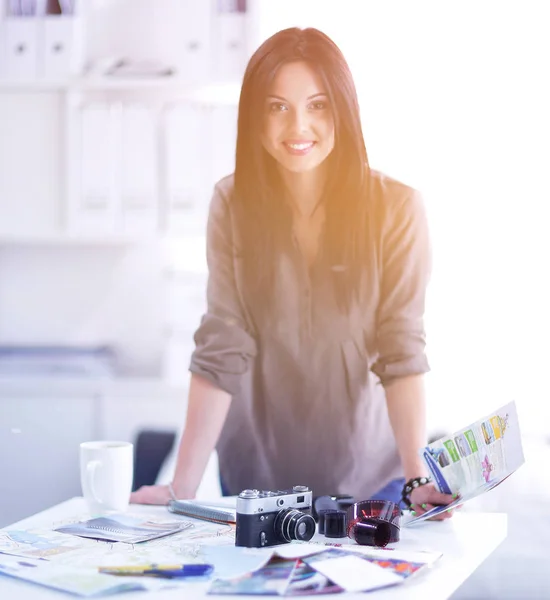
[86,460,104,506]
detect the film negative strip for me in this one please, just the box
[346,500,401,547]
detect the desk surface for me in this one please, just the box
[1,498,507,600]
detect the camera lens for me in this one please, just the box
[274,509,316,543]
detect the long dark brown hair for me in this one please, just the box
[233,27,370,311]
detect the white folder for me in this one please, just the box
[172,0,212,83]
[119,104,158,235]
[74,103,117,234]
[41,15,84,79]
[213,3,247,81]
[3,17,39,80]
[163,103,210,235]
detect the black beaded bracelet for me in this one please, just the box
[401,476,431,508]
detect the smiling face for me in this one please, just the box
[261,61,335,175]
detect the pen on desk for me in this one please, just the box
[99,564,214,579]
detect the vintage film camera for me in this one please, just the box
[235,485,316,548]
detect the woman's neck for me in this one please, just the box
[280,165,327,219]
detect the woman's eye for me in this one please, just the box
[309,101,328,110]
[269,102,287,113]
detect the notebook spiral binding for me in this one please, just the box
[86,524,129,534]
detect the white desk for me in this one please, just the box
[1,498,507,600]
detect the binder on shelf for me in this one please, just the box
[1,0,83,81]
[174,0,212,84]
[7,0,43,17]
[163,103,210,235]
[119,104,159,235]
[41,15,84,79]
[2,17,39,79]
[214,0,248,81]
[68,103,118,234]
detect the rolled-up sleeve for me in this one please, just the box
[189,181,257,395]
[371,189,431,385]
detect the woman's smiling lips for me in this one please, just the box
[283,140,317,155]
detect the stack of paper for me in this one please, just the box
[208,544,442,595]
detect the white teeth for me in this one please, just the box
[287,142,313,150]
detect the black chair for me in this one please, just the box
[132,429,176,491]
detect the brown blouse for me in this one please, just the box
[189,170,431,499]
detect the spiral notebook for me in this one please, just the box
[168,499,237,524]
[55,514,193,543]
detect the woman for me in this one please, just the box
[131,27,454,519]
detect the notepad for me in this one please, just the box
[55,514,193,543]
[168,500,236,524]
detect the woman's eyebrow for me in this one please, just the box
[266,93,327,102]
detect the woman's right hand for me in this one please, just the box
[130,484,174,505]
[129,374,229,507]
[130,483,197,505]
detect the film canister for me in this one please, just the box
[346,500,401,545]
[318,509,340,534]
[324,510,347,538]
[348,518,392,547]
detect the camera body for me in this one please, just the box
[235,485,315,548]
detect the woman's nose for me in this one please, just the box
[289,108,310,134]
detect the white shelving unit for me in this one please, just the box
[0,1,250,390]
[0,0,248,243]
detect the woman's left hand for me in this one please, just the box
[409,483,456,521]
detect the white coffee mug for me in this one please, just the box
[80,441,134,515]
